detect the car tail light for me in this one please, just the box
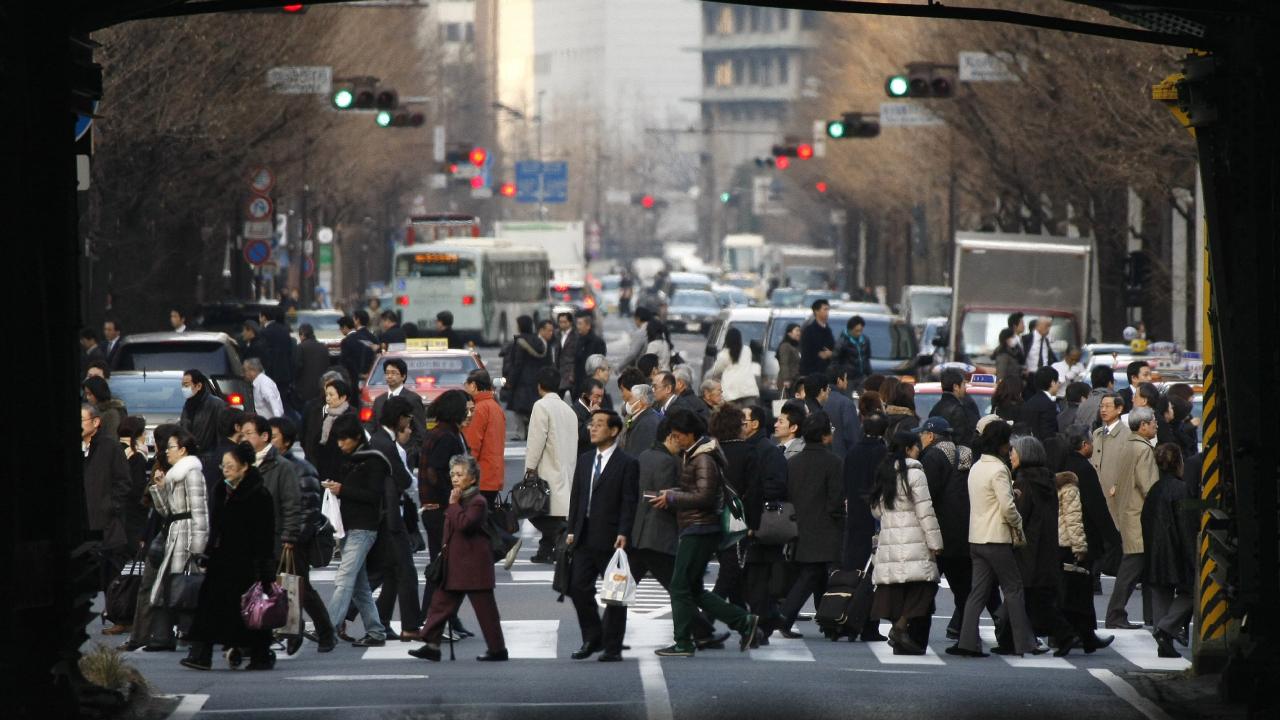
[584,296,597,310]
[462,295,475,306]
[415,376,437,387]
[227,393,244,408]
[396,295,410,306]
[359,407,373,422]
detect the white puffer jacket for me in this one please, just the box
[871,458,943,585]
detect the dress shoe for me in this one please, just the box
[443,629,465,642]
[887,627,902,648]
[179,643,212,671]
[738,614,760,652]
[1029,644,1050,656]
[408,644,442,661]
[1154,630,1182,659]
[384,631,401,642]
[1175,628,1189,647]
[246,651,276,671]
[351,634,386,647]
[286,635,303,656]
[117,640,146,652]
[655,644,695,657]
[990,645,1019,656]
[529,553,555,565]
[598,652,623,662]
[1105,619,1143,630]
[1053,635,1079,658]
[945,645,989,658]
[143,644,177,652]
[336,622,355,642]
[777,627,803,639]
[102,624,131,636]
[476,649,509,661]
[695,632,731,650]
[945,627,960,641]
[450,623,475,639]
[860,629,888,642]
[571,641,602,660]
[892,633,925,656]
[1083,634,1114,654]
[303,630,320,643]
[399,629,425,642]
[317,635,336,653]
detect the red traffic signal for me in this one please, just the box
[775,156,790,170]
[815,181,828,193]
[470,176,484,189]
[641,194,655,209]
[499,182,517,197]
[797,143,814,160]
[469,147,487,167]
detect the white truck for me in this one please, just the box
[765,244,838,291]
[722,233,765,274]
[493,221,586,281]
[948,231,1093,362]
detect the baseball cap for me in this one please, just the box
[912,417,952,435]
[975,413,1011,435]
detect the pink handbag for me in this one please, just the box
[240,581,289,630]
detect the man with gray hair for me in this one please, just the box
[243,357,284,419]
[1102,405,1159,629]
[585,354,614,411]
[623,384,661,456]
[669,364,710,422]
[699,379,723,410]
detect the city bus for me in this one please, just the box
[392,238,550,346]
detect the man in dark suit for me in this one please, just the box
[339,314,378,384]
[378,309,408,349]
[258,307,296,400]
[365,397,422,638]
[930,367,977,448]
[572,310,608,396]
[622,384,660,456]
[370,358,427,464]
[565,409,639,662]
[80,328,106,379]
[554,312,579,396]
[1024,366,1062,441]
[573,379,604,459]
[294,324,332,407]
[102,317,125,369]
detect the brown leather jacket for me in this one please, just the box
[669,437,726,529]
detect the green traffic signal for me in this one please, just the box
[826,120,847,139]
[375,110,393,127]
[719,192,731,203]
[333,88,354,109]
[885,75,910,97]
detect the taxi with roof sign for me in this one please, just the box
[358,338,487,422]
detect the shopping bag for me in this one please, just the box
[720,486,748,550]
[275,548,302,638]
[240,580,289,631]
[321,488,345,540]
[599,548,636,607]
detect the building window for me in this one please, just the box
[704,61,715,87]
[749,7,760,32]
[465,22,474,43]
[762,9,774,33]
[704,6,717,36]
[714,60,733,87]
[778,55,789,83]
[716,6,733,35]
[779,9,789,30]
[748,57,760,84]
[733,6,746,33]
[443,23,461,42]
[732,58,745,85]
[801,10,819,29]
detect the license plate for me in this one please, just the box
[687,322,701,332]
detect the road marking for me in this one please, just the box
[1107,629,1191,671]
[866,623,945,665]
[197,701,642,715]
[160,693,209,720]
[978,626,1074,669]
[504,446,527,458]
[286,675,428,681]
[638,654,674,720]
[626,617,676,649]
[502,619,561,658]
[751,636,815,662]
[1089,669,1175,720]
[508,570,555,583]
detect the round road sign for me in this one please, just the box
[246,195,273,221]
[244,238,272,266]
[248,166,275,194]
[303,256,316,278]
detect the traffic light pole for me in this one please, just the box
[536,90,546,220]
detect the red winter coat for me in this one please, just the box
[441,488,495,591]
[463,392,507,492]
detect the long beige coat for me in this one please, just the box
[1107,435,1159,554]
[1090,420,1131,501]
[967,454,1023,544]
[523,392,580,518]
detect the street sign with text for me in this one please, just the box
[515,161,543,203]
[266,66,332,94]
[879,102,944,127]
[243,221,272,239]
[541,161,568,204]
[958,51,1024,82]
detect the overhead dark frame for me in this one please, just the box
[75,0,381,32]
[722,1,1215,49]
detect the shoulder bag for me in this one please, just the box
[511,470,551,519]
[754,501,798,546]
[164,558,205,612]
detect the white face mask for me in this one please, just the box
[181,386,195,399]
[1006,338,1018,348]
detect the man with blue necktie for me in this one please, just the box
[565,410,640,662]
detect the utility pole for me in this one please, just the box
[536,90,546,220]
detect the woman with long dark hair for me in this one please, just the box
[993,328,1023,382]
[992,375,1030,435]
[644,319,674,371]
[775,323,801,396]
[181,441,276,670]
[869,431,943,655]
[504,315,549,435]
[709,327,759,406]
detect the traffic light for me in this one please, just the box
[825,112,880,139]
[814,181,828,193]
[796,143,814,160]
[884,64,956,98]
[499,182,517,198]
[631,193,666,210]
[775,156,790,170]
[375,110,425,128]
[332,78,398,112]
[469,147,488,167]
[1123,250,1152,307]
[719,191,732,203]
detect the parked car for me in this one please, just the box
[768,287,805,308]
[712,284,753,309]
[666,290,721,334]
[598,274,622,315]
[106,370,232,454]
[113,331,255,414]
[359,348,487,423]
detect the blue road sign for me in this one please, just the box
[541,161,568,204]
[243,238,271,266]
[515,161,542,203]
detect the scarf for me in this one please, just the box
[320,401,350,443]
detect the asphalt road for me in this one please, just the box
[94,316,1184,720]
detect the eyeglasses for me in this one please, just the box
[166,445,180,452]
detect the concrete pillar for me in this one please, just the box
[1171,187,1193,347]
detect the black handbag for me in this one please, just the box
[483,514,519,562]
[424,546,447,587]
[552,530,573,602]
[165,559,205,611]
[307,520,336,569]
[511,472,551,519]
[104,552,145,625]
[754,501,798,546]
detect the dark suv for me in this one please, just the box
[113,331,255,413]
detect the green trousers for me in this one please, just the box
[670,531,750,645]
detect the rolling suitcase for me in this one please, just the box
[815,558,874,641]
